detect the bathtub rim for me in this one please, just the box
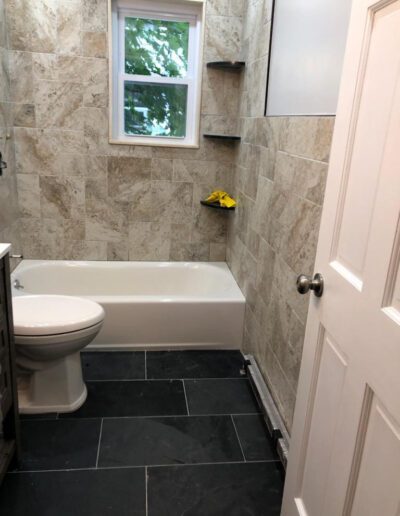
[11,259,245,303]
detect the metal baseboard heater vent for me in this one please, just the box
[244,354,290,470]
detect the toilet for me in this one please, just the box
[12,295,105,414]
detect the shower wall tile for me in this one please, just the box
[57,0,82,56]
[0,0,22,267]
[82,31,107,58]
[6,0,244,261]
[226,0,335,432]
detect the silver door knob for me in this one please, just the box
[296,273,324,297]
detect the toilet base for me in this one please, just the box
[17,352,87,414]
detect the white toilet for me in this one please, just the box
[12,295,105,414]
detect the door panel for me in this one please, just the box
[331,0,400,290]
[299,332,348,516]
[282,0,400,514]
[350,397,400,516]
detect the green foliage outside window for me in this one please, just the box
[125,17,189,77]
[124,17,190,137]
[124,82,187,137]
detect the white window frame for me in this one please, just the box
[110,0,204,148]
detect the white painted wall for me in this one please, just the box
[266,0,352,116]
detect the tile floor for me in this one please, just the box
[0,350,284,515]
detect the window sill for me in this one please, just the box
[109,137,200,149]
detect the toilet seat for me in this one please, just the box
[13,295,105,337]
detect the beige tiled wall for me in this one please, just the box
[0,0,21,270]
[226,0,335,431]
[5,0,243,261]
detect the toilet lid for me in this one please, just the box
[12,295,105,336]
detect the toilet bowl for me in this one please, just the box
[13,295,105,414]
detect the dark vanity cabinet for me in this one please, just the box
[0,253,20,483]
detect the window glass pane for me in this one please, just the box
[125,17,189,77]
[124,82,188,137]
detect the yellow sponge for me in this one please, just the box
[206,191,236,208]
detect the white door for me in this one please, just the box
[281,0,400,514]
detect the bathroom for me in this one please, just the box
[1,0,400,514]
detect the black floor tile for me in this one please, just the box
[81,351,145,381]
[60,380,187,418]
[20,413,58,420]
[147,350,245,379]
[19,419,101,471]
[98,415,243,467]
[233,415,279,461]
[147,462,284,516]
[185,379,260,415]
[0,468,146,516]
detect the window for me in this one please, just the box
[111,0,204,147]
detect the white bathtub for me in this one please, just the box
[11,261,245,350]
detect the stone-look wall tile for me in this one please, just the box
[32,53,58,80]
[57,0,82,55]
[173,159,217,184]
[129,222,171,261]
[12,103,35,127]
[83,58,108,108]
[17,174,40,217]
[281,117,335,162]
[152,181,193,224]
[64,218,85,240]
[107,156,151,202]
[14,128,57,174]
[40,175,85,220]
[206,0,230,16]
[205,15,242,62]
[83,0,107,32]
[107,241,129,261]
[9,51,33,103]
[35,80,83,129]
[8,1,241,268]
[86,178,128,242]
[82,31,107,58]
[210,242,226,261]
[170,242,210,261]
[30,0,57,53]
[151,158,173,181]
[224,0,336,435]
[63,239,107,260]
[5,0,30,51]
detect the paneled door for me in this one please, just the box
[281,0,400,514]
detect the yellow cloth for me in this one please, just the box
[206,191,236,208]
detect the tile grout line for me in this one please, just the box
[231,415,246,463]
[95,418,104,468]
[58,412,261,421]
[145,466,149,516]
[182,380,190,415]
[84,377,248,382]
[10,459,281,475]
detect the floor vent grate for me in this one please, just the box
[244,354,290,470]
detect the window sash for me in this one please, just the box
[117,8,198,143]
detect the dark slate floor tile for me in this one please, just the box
[60,380,187,419]
[148,462,284,516]
[147,350,245,379]
[98,415,243,467]
[233,415,279,461]
[185,379,260,415]
[20,413,58,420]
[0,468,146,516]
[19,419,101,471]
[81,351,145,381]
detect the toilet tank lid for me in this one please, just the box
[12,295,105,336]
